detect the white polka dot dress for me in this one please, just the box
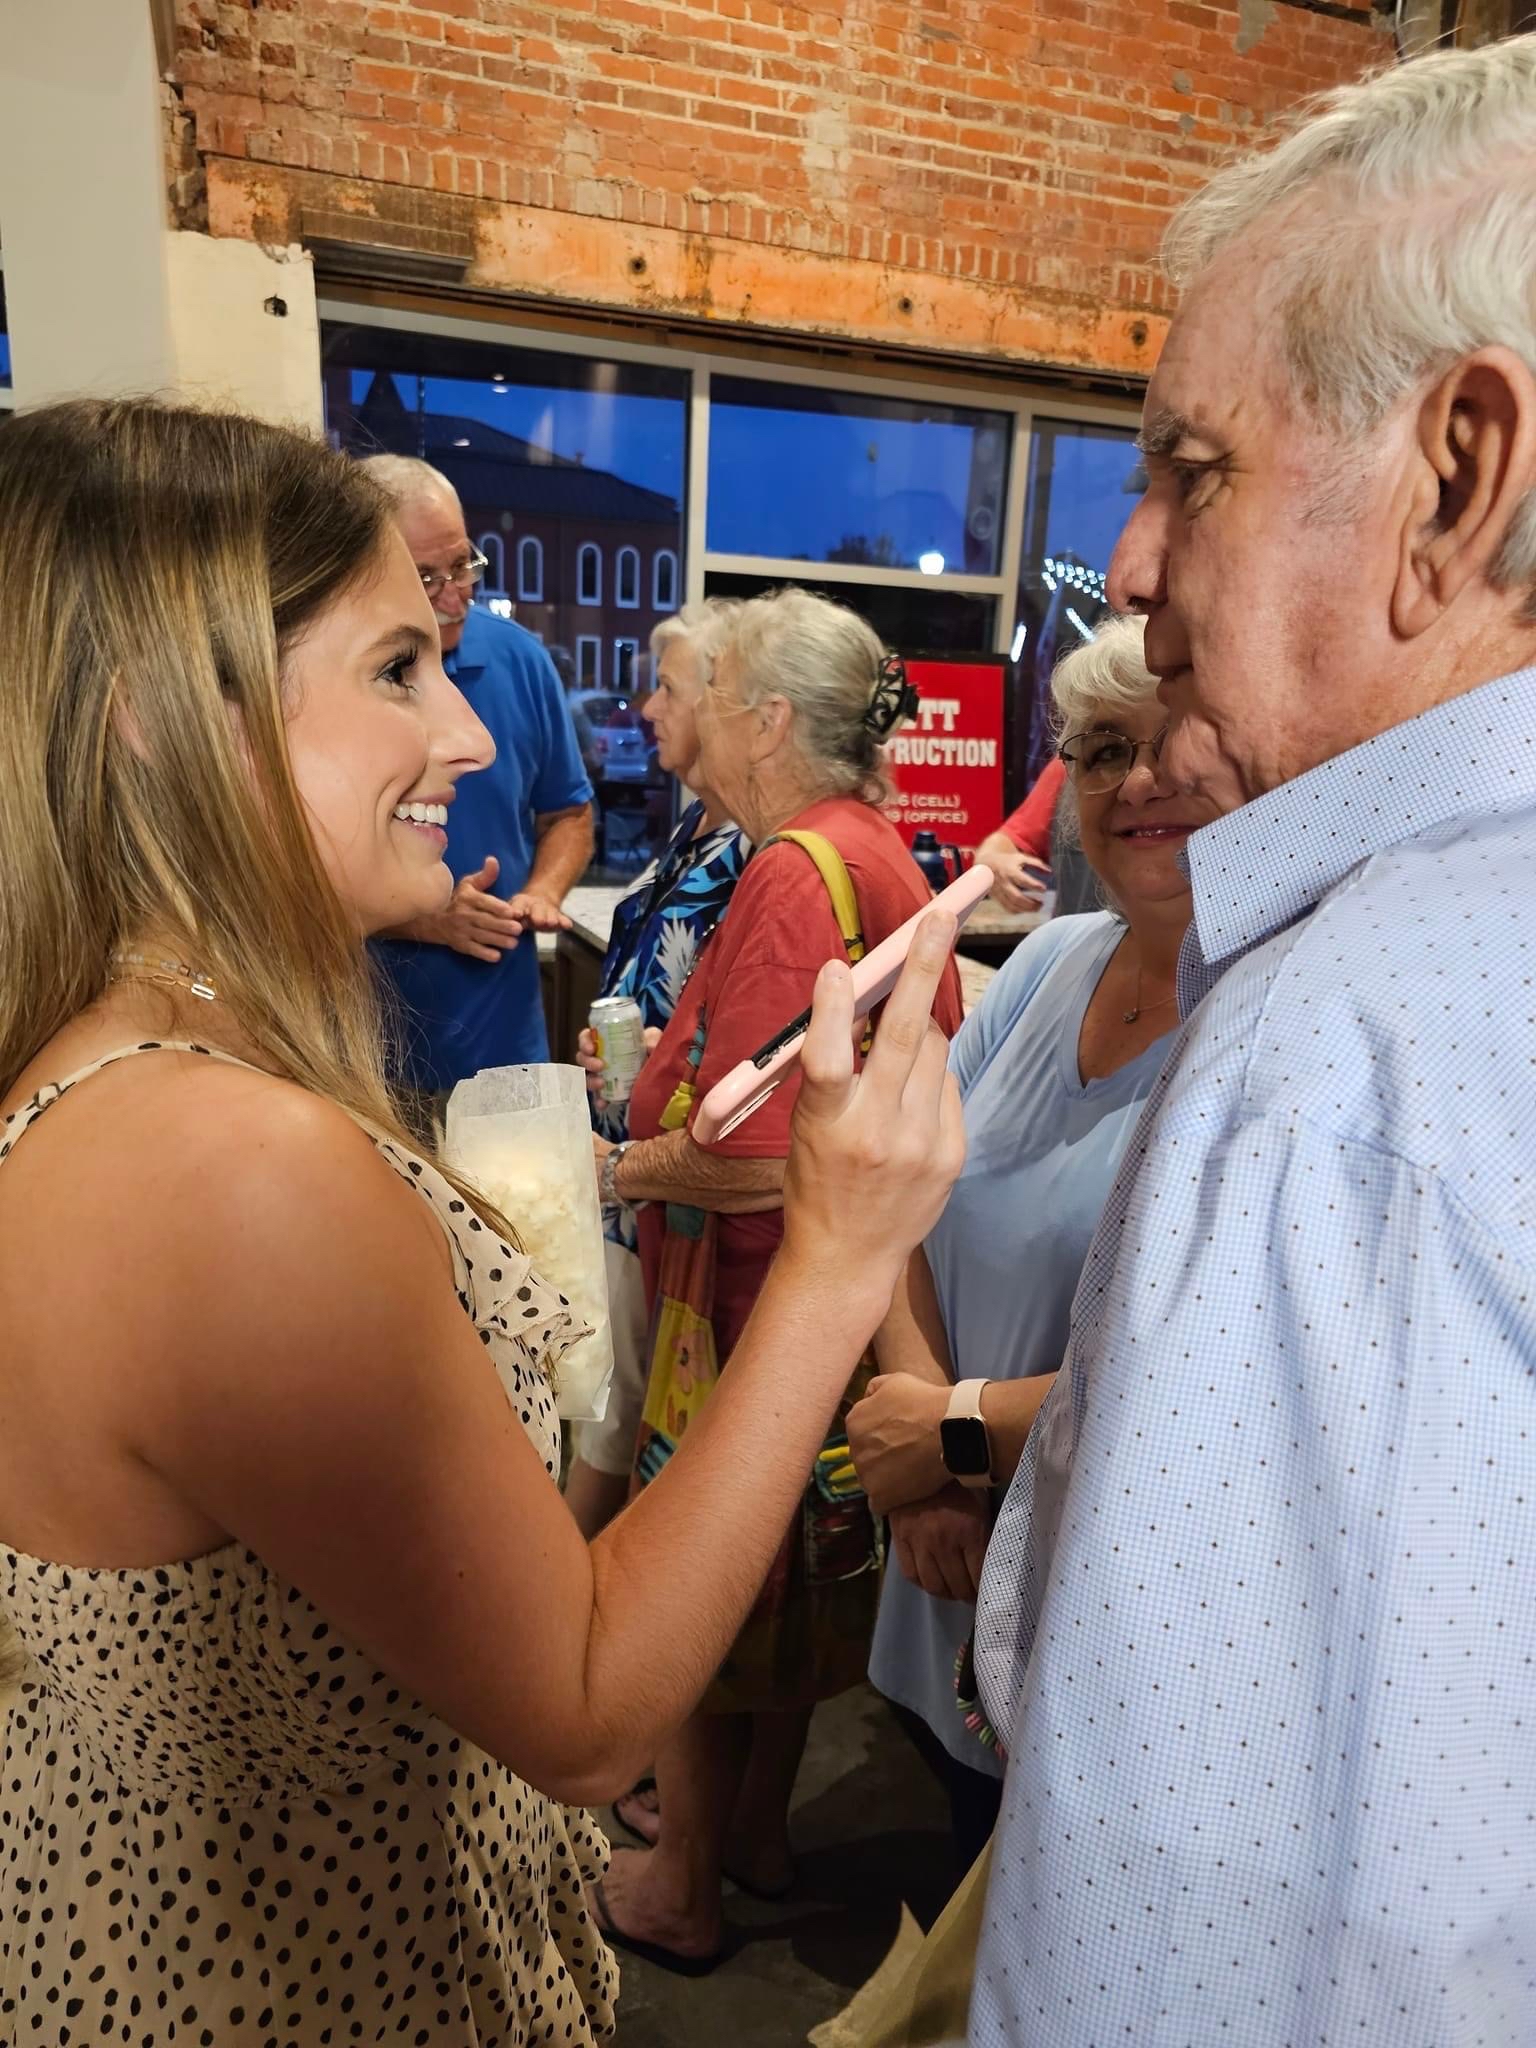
[0,1044,618,2046]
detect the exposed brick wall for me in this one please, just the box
[168,0,1388,378]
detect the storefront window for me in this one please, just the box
[321,321,688,878]
[1011,418,1141,795]
[319,313,1142,874]
[706,376,1011,576]
[704,569,995,657]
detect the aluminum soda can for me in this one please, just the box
[589,995,647,1107]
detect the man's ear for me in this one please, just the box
[1392,346,1536,638]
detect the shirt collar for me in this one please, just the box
[1179,663,1536,1008]
[443,606,486,681]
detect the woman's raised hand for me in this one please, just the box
[780,910,965,1307]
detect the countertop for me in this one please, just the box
[962,899,1045,941]
[545,882,1000,1012]
[537,884,623,958]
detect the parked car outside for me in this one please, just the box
[568,689,659,784]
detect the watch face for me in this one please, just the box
[941,1414,990,1478]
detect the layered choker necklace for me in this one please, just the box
[109,952,220,1003]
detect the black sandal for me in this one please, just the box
[590,1879,722,1978]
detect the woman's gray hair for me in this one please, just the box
[1163,34,1536,614]
[1049,613,1156,736]
[649,598,740,695]
[728,587,890,800]
[1048,614,1158,910]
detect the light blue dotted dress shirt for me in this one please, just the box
[971,667,1536,2048]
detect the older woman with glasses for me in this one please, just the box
[848,614,1237,1874]
[564,602,750,1538]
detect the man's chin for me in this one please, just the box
[1163,710,1254,815]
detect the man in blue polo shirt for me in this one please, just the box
[363,456,594,1096]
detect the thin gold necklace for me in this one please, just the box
[1122,955,1177,1027]
[110,952,220,1003]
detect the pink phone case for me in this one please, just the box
[691,863,995,1145]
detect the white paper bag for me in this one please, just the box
[444,1064,615,1423]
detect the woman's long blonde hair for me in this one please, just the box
[0,396,501,1203]
[0,401,533,1693]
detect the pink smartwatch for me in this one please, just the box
[940,1379,994,1489]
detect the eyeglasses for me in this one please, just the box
[417,547,489,600]
[1058,724,1168,794]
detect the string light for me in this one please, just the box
[1041,554,1107,599]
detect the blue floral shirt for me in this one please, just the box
[591,801,748,1250]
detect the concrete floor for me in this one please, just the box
[602,1685,956,2047]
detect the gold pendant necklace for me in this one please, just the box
[1122,957,1177,1027]
[110,952,219,1002]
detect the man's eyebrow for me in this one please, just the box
[1136,408,1200,459]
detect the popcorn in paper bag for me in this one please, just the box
[444,1065,615,1423]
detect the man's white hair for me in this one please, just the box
[1165,33,1536,606]
[355,453,461,511]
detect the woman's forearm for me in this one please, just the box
[616,1128,785,1213]
[581,1243,894,1783]
[850,1362,1059,1515]
[982,1371,1057,1484]
[873,1245,954,1389]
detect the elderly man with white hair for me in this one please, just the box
[971,36,1536,2048]
[361,455,594,1103]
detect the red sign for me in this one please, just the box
[880,657,1006,860]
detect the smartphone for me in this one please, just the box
[691,863,993,1145]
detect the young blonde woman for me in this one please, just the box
[0,400,965,2046]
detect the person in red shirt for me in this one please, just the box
[973,754,1061,913]
[592,589,963,1972]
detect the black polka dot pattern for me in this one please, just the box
[972,677,1536,2045]
[0,1043,617,2044]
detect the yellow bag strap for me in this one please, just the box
[662,829,868,1134]
[766,830,866,964]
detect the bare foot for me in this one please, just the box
[613,1782,660,1847]
[593,1846,721,1959]
[620,1783,793,1896]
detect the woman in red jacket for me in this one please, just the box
[592,589,964,1972]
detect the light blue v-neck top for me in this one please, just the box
[868,911,1174,1772]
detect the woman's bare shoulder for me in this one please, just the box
[0,1051,459,1484]
[2,1049,442,1289]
